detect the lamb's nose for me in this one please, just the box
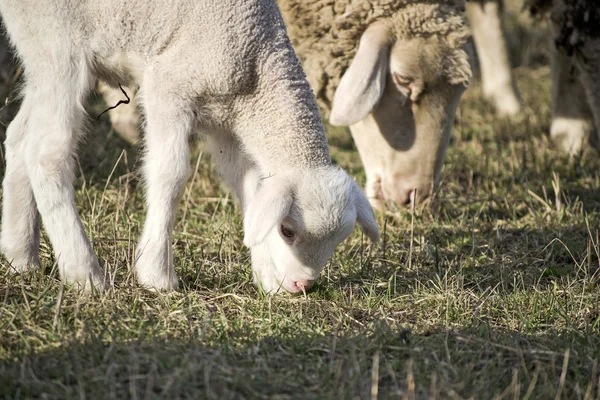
[293,279,315,291]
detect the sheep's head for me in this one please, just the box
[329,12,472,209]
[243,167,379,294]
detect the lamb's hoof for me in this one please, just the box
[4,257,40,273]
[1,246,41,273]
[62,262,106,292]
[135,244,179,291]
[137,274,179,291]
[135,265,179,291]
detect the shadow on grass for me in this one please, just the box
[1,320,598,399]
[325,221,600,299]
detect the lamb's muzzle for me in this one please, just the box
[0,0,379,294]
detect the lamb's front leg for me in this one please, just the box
[1,99,40,272]
[23,83,104,289]
[205,133,283,292]
[250,241,284,294]
[135,87,193,290]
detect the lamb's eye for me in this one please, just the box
[280,224,295,240]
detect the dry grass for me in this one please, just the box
[1,10,600,399]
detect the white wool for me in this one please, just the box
[0,0,379,293]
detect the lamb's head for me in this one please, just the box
[243,167,379,294]
[329,10,472,209]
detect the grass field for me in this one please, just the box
[1,13,600,400]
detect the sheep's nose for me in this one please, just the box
[393,188,418,207]
[293,279,315,291]
[388,184,432,208]
[399,188,416,207]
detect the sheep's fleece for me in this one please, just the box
[278,0,471,117]
[0,0,380,294]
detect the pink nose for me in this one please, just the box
[404,189,416,207]
[393,187,422,207]
[292,279,315,292]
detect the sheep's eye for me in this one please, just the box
[280,224,295,240]
[393,72,412,87]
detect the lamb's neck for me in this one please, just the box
[234,80,332,174]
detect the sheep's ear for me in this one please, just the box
[243,178,293,248]
[329,23,392,126]
[352,182,380,243]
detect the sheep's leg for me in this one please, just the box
[250,241,283,294]
[205,132,284,291]
[205,132,261,209]
[466,0,522,116]
[575,41,600,146]
[1,98,40,272]
[135,83,193,290]
[549,49,595,154]
[22,76,104,289]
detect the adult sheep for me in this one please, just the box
[102,0,473,208]
[0,0,380,294]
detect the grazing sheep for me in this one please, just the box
[527,0,600,154]
[465,0,522,116]
[0,0,380,294]
[101,0,473,208]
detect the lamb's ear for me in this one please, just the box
[329,22,392,126]
[243,178,294,248]
[352,181,380,243]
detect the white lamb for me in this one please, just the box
[0,0,380,294]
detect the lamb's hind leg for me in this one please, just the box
[135,73,193,290]
[1,97,40,272]
[23,68,104,289]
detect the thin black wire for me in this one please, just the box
[96,83,130,120]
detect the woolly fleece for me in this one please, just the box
[278,0,472,117]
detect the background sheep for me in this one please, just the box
[0,0,379,294]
